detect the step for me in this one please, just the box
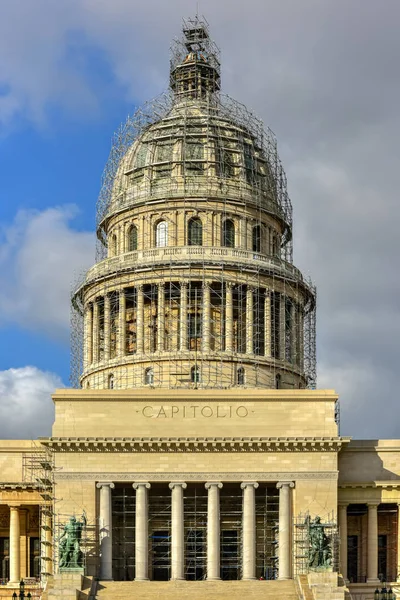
[96,580,300,600]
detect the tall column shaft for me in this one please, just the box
[133,483,151,581]
[205,482,222,580]
[203,284,211,353]
[397,504,400,582]
[299,309,304,371]
[84,304,93,368]
[97,483,115,580]
[93,300,99,363]
[118,289,126,357]
[264,291,271,358]
[279,294,286,360]
[277,481,294,580]
[104,294,111,360]
[367,503,379,582]
[9,506,20,584]
[136,285,144,354]
[338,504,348,580]
[290,301,296,363]
[241,482,259,580]
[180,283,188,351]
[246,287,253,354]
[157,283,165,352]
[225,283,233,352]
[169,482,187,580]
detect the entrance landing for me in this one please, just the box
[95,580,300,600]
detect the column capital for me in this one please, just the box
[8,505,20,510]
[158,281,165,289]
[119,288,125,296]
[226,281,234,290]
[367,501,380,508]
[277,481,295,490]
[169,482,187,490]
[205,482,223,490]
[137,283,144,291]
[180,281,188,288]
[133,482,151,490]
[338,502,349,509]
[241,481,259,490]
[96,482,115,490]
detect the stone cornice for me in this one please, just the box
[55,470,338,482]
[43,436,349,453]
[0,482,41,490]
[51,388,339,403]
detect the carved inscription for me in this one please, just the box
[142,405,249,418]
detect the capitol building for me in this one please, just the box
[0,17,400,600]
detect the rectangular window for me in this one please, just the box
[185,142,204,172]
[135,145,148,168]
[378,534,387,581]
[156,142,173,163]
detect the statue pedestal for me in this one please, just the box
[47,572,84,600]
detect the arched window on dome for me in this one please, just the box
[252,225,261,253]
[272,235,279,257]
[237,367,245,386]
[109,234,117,257]
[188,218,203,246]
[222,219,235,248]
[155,221,168,248]
[108,374,114,390]
[191,366,201,384]
[275,373,281,389]
[145,367,154,385]
[127,224,138,252]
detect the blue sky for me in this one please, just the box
[1,0,399,439]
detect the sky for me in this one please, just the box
[0,0,399,440]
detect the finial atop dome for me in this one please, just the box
[170,16,221,100]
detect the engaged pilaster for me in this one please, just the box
[133,482,151,581]
[338,503,348,581]
[202,283,211,353]
[277,481,295,580]
[225,283,233,352]
[9,506,20,584]
[264,291,271,358]
[118,289,126,357]
[97,482,115,580]
[241,482,259,580]
[157,283,165,352]
[136,285,144,354]
[92,299,99,363]
[367,502,379,583]
[84,303,93,367]
[205,482,223,580]
[246,287,254,354]
[104,293,111,360]
[169,482,187,580]
[180,283,188,351]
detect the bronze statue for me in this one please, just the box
[59,512,87,569]
[306,515,332,569]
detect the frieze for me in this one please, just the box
[55,471,338,482]
[44,436,348,453]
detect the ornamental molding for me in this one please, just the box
[44,436,347,453]
[0,483,41,491]
[55,470,338,482]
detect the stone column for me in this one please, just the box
[241,482,259,580]
[203,283,211,353]
[157,283,165,352]
[338,504,348,581]
[290,301,296,363]
[279,294,286,360]
[84,304,93,368]
[93,299,99,363]
[205,482,223,580]
[225,283,233,352]
[136,285,144,354]
[133,483,151,581]
[104,294,111,360]
[9,506,20,584]
[96,482,115,580]
[264,291,271,358]
[169,482,187,580]
[246,287,253,355]
[118,289,126,357]
[180,283,188,351]
[277,481,295,580]
[367,502,379,583]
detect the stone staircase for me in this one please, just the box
[95,579,300,600]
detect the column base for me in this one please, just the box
[170,577,185,581]
[135,577,149,581]
[242,577,257,581]
[367,578,380,584]
[207,577,221,581]
[278,576,291,580]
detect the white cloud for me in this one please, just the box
[0,206,94,340]
[0,366,61,439]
